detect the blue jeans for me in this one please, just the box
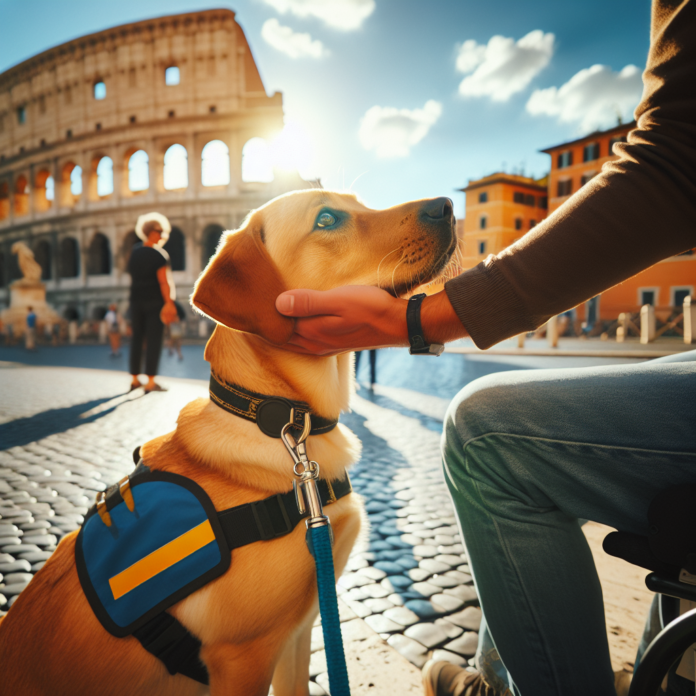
[441,352,696,696]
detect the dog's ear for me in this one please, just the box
[191,219,295,345]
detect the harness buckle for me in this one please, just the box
[250,495,293,541]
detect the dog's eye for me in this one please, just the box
[316,212,337,228]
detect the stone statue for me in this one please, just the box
[11,241,42,283]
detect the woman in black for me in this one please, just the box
[127,212,177,392]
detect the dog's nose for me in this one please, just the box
[421,197,453,220]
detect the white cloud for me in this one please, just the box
[456,30,555,101]
[261,18,327,58]
[526,64,643,132]
[359,100,442,158]
[261,0,375,30]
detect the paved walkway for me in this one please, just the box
[0,347,647,693]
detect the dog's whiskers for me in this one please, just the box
[377,246,402,288]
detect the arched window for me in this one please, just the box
[165,66,180,85]
[64,306,79,321]
[46,175,54,201]
[14,175,29,216]
[242,138,273,183]
[202,140,231,187]
[128,150,149,192]
[96,157,113,197]
[0,181,9,220]
[164,227,186,271]
[94,81,106,100]
[34,170,53,212]
[87,233,111,275]
[59,237,80,278]
[60,163,81,207]
[122,230,139,267]
[202,223,224,267]
[163,144,188,190]
[34,240,52,280]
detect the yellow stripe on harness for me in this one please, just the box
[109,520,215,600]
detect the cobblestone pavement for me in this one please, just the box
[0,349,643,692]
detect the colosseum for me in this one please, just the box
[0,9,310,328]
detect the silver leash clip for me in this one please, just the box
[281,413,329,530]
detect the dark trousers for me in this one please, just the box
[355,349,377,385]
[129,302,164,376]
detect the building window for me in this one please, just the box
[34,170,53,212]
[529,219,536,229]
[524,194,535,206]
[479,216,487,230]
[59,237,80,278]
[201,140,231,187]
[581,172,595,186]
[242,138,273,183]
[478,241,487,255]
[128,150,149,192]
[14,175,29,216]
[70,165,83,195]
[557,179,572,197]
[557,151,573,168]
[609,136,627,154]
[640,289,657,306]
[515,218,522,231]
[94,81,106,100]
[96,156,113,196]
[163,144,188,190]
[165,66,180,86]
[163,227,186,271]
[513,192,524,204]
[87,233,111,275]
[16,105,26,124]
[583,143,600,162]
[673,287,693,308]
[478,192,488,203]
[538,196,548,209]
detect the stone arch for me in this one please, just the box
[0,181,8,220]
[163,144,188,190]
[33,239,52,280]
[34,169,54,212]
[60,162,82,207]
[64,306,80,321]
[242,137,273,183]
[122,230,139,268]
[163,226,185,271]
[14,175,29,216]
[201,140,230,187]
[90,156,113,199]
[87,233,111,275]
[202,223,225,267]
[127,149,149,193]
[59,237,80,278]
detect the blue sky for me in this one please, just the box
[0,0,651,217]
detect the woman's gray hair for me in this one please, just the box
[135,212,172,244]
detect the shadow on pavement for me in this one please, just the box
[0,392,142,450]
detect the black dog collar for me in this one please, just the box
[209,371,339,439]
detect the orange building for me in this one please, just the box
[456,173,548,271]
[543,122,695,324]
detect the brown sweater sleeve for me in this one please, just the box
[445,0,696,350]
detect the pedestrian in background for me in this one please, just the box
[25,306,36,351]
[104,304,121,357]
[354,349,377,387]
[167,300,186,361]
[127,212,177,392]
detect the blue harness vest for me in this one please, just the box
[75,459,352,684]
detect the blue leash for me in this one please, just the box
[308,524,351,696]
[282,416,351,696]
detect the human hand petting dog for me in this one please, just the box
[275,285,467,356]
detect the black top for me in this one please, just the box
[128,243,168,304]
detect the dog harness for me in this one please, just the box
[76,453,352,684]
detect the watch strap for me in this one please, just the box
[407,294,444,356]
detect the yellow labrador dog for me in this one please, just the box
[0,189,456,696]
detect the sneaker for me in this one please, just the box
[422,661,504,696]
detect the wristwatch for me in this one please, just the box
[407,293,444,356]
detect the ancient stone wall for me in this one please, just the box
[0,10,310,323]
